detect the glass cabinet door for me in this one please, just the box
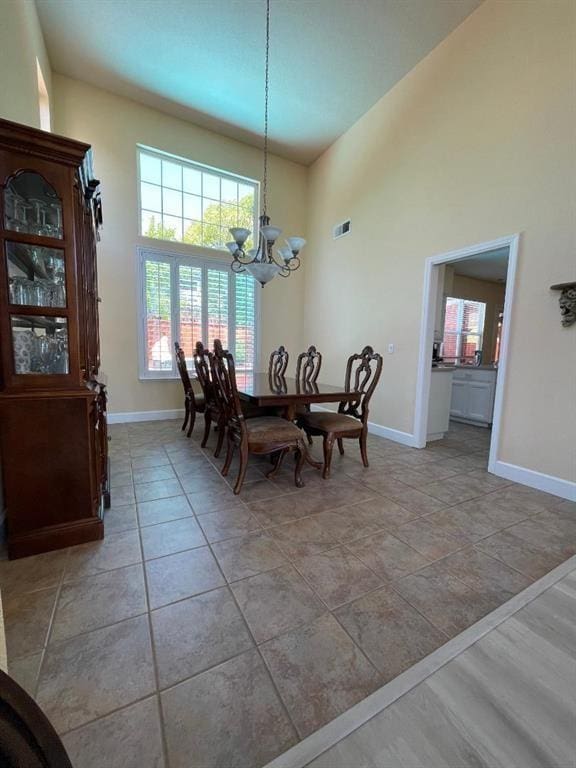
[6,242,66,308]
[11,315,69,375]
[4,171,63,239]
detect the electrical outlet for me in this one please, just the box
[388,343,395,354]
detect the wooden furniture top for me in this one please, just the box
[237,373,356,405]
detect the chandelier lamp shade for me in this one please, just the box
[227,0,306,286]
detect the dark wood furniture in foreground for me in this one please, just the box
[299,346,383,478]
[175,341,205,437]
[0,118,107,558]
[0,669,72,767]
[211,342,309,494]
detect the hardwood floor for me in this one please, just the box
[303,566,576,768]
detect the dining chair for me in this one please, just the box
[193,341,226,456]
[298,345,383,478]
[175,341,205,438]
[211,341,309,495]
[269,345,289,377]
[294,345,323,443]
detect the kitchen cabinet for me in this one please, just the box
[427,368,454,441]
[0,117,108,558]
[450,367,497,426]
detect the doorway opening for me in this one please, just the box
[413,235,519,475]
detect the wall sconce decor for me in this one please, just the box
[550,282,576,327]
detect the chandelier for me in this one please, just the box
[227,0,306,286]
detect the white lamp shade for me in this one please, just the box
[226,241,239,254]
[286,236,306,253]
[277,247,292,262]
[229,227,251,245]
[261,225,282,242]
[246,262,280,285]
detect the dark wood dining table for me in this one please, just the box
[236,373,357,421]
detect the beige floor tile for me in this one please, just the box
[390,463,462,489]
[137,495,193,527]
[62,696,165,768]
[104,504,139,534]
[134,478,183,503]
[65,530,142,581]
[347,530,430,581]
[247,487,350,527]
[438,547,532,602]
[0,548,68,595]
[294,547,383,609]
[131,455,171,470]
[109,470,133,489]
[161,648,297,768]
[51,564,147,642]
[334,585,447,680]
[133,465,176,484]
[260,613,381,737]
[4,587,57,660]
[8,652,42,697]
[37,615,155,733]
[140,516,206,560]
[151,586,254,688]
[110,484,136,507]
[231,564,325,643]
[336,497,419,540]
[212,531,288,582]
[197,505,262,543]
[145,546,225,609]
[394,563,499,637]
[186,486,246,515]
[269,513,349,558]
[393,517,469,559]
[419,476,488,505]
[376,483,446,516]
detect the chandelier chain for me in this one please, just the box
[262,0,270,216]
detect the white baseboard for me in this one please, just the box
[491,460,576,502]
[108,408,185,424]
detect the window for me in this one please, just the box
[442,297,486,362]
[138,146,258,250]
[36,59,51,132]
[139,248,258,378]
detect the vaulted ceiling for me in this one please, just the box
[36,0,482,164]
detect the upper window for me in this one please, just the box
[443,297,486,363]
[138,147,258,250]
[139,248,258,379]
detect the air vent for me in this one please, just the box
[333,219,351,239]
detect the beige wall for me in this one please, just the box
[0,0,52,129]
[52,75,308,414]
[444,267,506,362]
[304,0,576,482]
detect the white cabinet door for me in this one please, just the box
[467,381,495,423]
[450,380,468,418]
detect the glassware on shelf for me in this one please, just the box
[3,172,63,239]
[6,242,66,308]
[11,316,69,375]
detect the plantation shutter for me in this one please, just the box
[234,273,256,372]
[144,258,172,371]
[206,268,229,350]
[178,265,203,363]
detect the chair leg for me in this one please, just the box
[214,419,226,458]
[266,448,287,479]
[359,427,369,467]
[294,442,306,488]
[222,437,235,477]
[182,399,189,432]
[337,438,345,455]
[307,433,313,446]
[234,443,249,494]
[201,412,212,448]
[186,405,196,438]
[322,434,335,479]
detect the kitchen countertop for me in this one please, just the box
[431,366,455,373]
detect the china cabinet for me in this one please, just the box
[0,118,108,558]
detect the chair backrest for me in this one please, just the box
[296,345,322,387]
[339,346,383,423]
[175,342,192,394]
[269,345,289,377]
[210,340,246,435]
[193,341,214,404]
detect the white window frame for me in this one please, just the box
[136,144,259,251]
[137,246,261,380]
[443,296,486,360]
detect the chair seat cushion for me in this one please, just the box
[299,411,361,433]
[245,416,303,444]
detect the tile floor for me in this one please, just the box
[1,419,574,768]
